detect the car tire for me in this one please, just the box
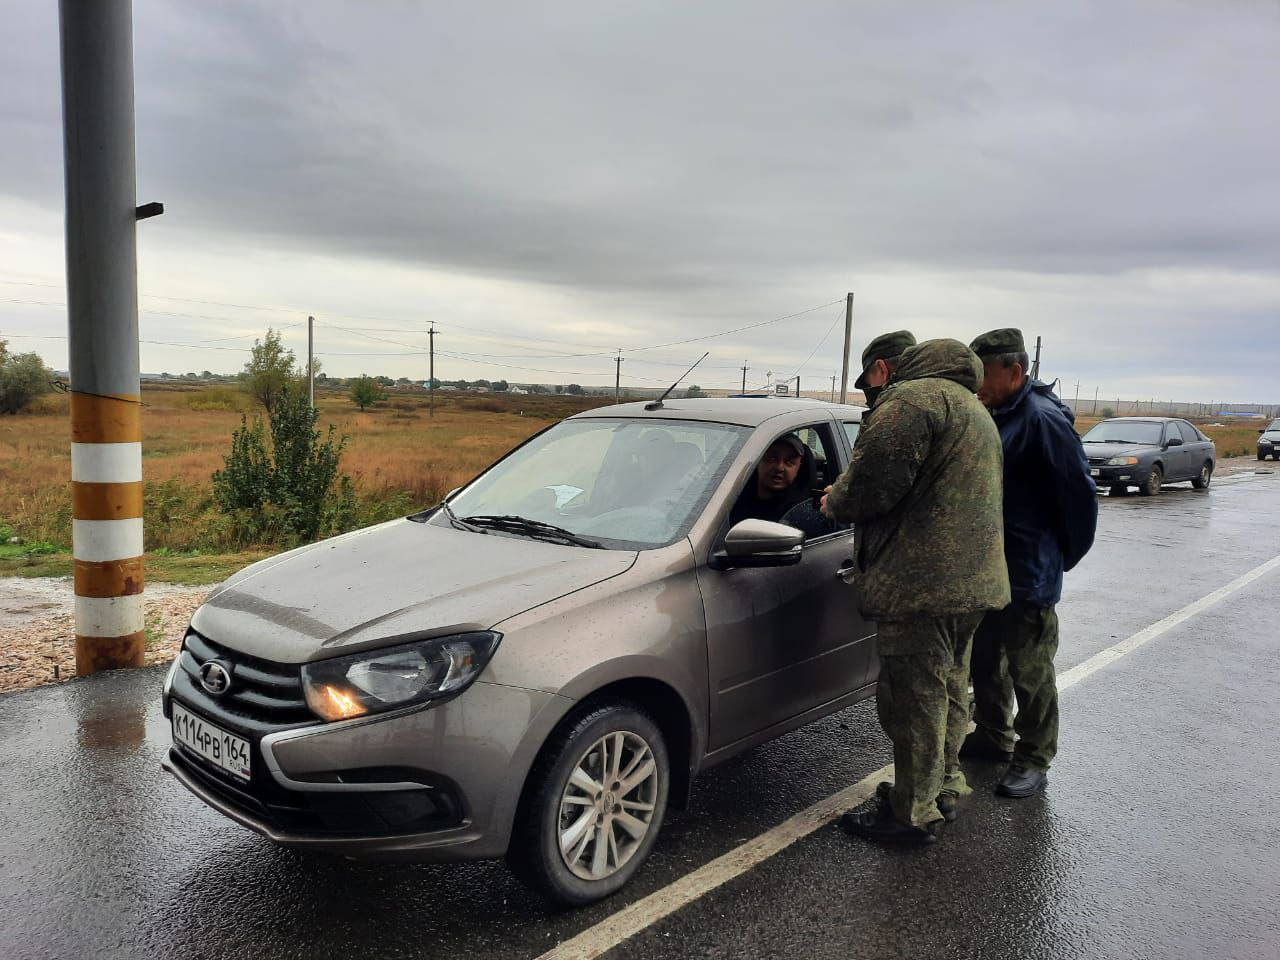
[1109,484,1128,497]
[1139,465,1163,497]
[1192,461,1213,489]
[508,700,669,907]
[1260,452,1267,461]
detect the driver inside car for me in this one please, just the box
[729,433,811,526]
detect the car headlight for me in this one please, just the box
[1106,456,1139,465]
[301,631,501,722]
[1262,439,1274,446]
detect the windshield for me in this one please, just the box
[1270,419,1280,431]
[1081,420,1164,445]
[443,418,749,550]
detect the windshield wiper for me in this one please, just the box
[440,500,486,534]
[462,514,603,549]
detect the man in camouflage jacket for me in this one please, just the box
[824,337,1010,843]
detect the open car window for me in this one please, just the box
[444,418,749,550]
[727,422,849,542]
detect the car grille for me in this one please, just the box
[1087,457,1108,466]
[177,629,313,730]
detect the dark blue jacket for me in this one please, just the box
[992,379,1097,606]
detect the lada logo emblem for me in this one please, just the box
[199,660,233,696]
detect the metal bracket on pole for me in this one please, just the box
[135,201,164,220]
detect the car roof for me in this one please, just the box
[1099,416,1183,423]
[570,396,868,427]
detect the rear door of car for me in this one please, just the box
[698,416,876,751]
[1177,421,1212,474]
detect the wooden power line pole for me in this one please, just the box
[428,323,435,417]
[614,350,624,404]
[839,292,854,404]
[741,362,749,395]
[307,315,315,410]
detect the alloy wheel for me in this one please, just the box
[557,730,659,881]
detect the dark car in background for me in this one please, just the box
[1081,417,1216,496]
[1258,418,1280,460]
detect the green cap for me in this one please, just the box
[970,327,1026,360]
[854,330,917,390]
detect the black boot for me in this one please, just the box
[996,765,1047,798]
[876,780,957,823]
[841,793,939,845]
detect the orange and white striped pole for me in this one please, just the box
[60,0,147,674]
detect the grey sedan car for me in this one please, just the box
[1081,417,1216,496]
[1258,418,1280,460]
[162,398,875,905]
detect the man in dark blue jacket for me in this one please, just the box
[962,328,1098,798]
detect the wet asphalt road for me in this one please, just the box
[2,471,1278,960]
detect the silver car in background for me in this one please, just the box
[162,398,876,905]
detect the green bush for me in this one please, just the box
[0,339,53,415]
[212,385,356,547]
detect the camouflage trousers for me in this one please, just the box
[875,612,985,829]
[969,602,1060,772]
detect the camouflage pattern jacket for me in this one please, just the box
[826,339,1010,622]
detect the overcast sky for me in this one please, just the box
[2,1,1278,400]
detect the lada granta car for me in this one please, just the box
[163,398,876,905]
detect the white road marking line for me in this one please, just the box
[535,550,1280,960]
[1056,552,1280,689]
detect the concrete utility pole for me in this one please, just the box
[307,315,315,410]
[1074,380,1081,410]
[1032,336,1042,381]
[741,362,749,395]
[614,350,624,404]
[428,323,435,418]
[839,292,854,404]
[60,0,151,674]
[830,373,837,402]
[1093,386,1099,414]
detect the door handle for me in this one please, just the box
[836,560,856,582]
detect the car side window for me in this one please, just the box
[841,421,860,450]
[778,423,849,540]
[1177,421,1201,444]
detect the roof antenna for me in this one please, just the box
[646,352,710,411]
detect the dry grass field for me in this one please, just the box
[0,384,610,581]
[0,388,1266,584]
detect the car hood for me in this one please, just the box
[190,518,637,664]
[1080,441,1158,459]
[1261,430,1280,442]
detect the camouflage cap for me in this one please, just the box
[970,327,1026,360]
[854,330,917,390]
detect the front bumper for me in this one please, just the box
[1089,464,1152,486]
[163,674,569,862]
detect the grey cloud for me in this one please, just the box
[1,1,1278,396]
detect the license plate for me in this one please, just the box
[172,701,251,782]
[1090,468,1100,477]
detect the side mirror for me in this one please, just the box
[716,519,804,568]
[1165,436,1183,448]
[1260,428,1267,434]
